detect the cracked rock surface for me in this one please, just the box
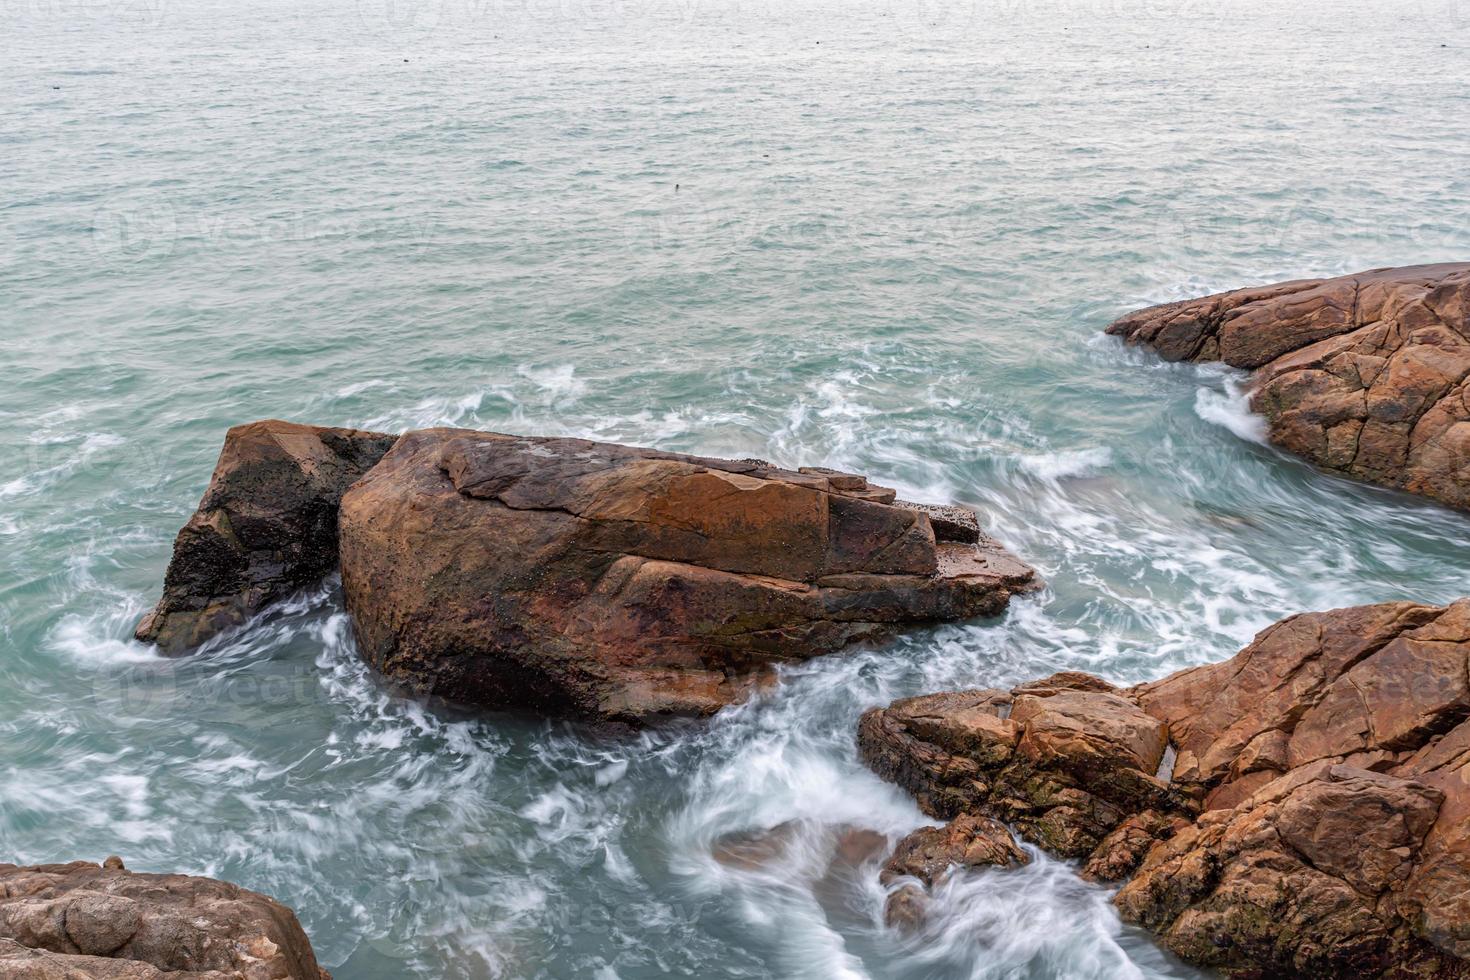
[0,859,327,979]
[336,428,1038,725]
[860,600,1470,977]
[1107,263,1470,511]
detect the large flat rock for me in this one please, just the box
[338,428,1039,725]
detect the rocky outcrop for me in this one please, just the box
[859,674,1193,864]
[1107,263,1470,511]
[135,420,397,652]
[137,423,1037,723]
[0,858,327,979]
[859,600,1470,977]
[338,429,1038,725]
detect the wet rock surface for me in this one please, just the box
[860,600,1470,977]
[0,859,327,979]
[337,429,1038,724]
[135,420,397,652]
[878,814,1029,929]
[1107,263,1470,511]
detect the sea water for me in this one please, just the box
[4,0,1470,976]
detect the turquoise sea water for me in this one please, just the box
[5,0,1470,976]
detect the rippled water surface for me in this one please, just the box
[5,0,1470,976]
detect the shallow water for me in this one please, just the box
[4,0,1470,976]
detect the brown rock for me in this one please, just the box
[710,822,889,874]
[859,599,1470,976]
[1081,810,1186,882]
[1130,600,1444,793]
[878,814,1027,928]
[1107,263,1470,511]
[893,500,981,543]
[1116,764,1459,977]
[881,813,1028,888]
[338,429,1038,725]
[0,861,327,979]
[858,675,1190,860]
[135,420,398,652]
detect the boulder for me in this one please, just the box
[1107,263,1470,511]
[859,599,1470,977]
[337,429,1038,724]
[135,420,397,652]
[878,814,1028,929]
[858,677,1192,862]
[1115,763,1458,978]
[0,858,327,979]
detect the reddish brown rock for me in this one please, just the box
[859,599,1470,977]
[1081,810,1186,882]
[878,814,1028,928]
[1107,263,1470,511]
[0,859,327,979]
[1115,764,1458,978]
[858,676,1190,862]
[710,821,889,874]
[338,429,1038,725]
[135,420,398,652]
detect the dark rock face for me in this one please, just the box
[859,600,1470,978]
[1107,263,1470,511]
[0,859,327,979]
[338,429,1038,725]
[135,421,398,652]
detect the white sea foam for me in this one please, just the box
[1,431,126,499]
[1194,381,1268,445]
[516,363,588,404]
[902,851,1175,979]
[1018,446,1113,480]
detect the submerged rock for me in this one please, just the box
[0,858,327,979]
[1107,263,1470,511]
[135,420,397,652]
[879,813,1028,929]
[338,429,1038,724]
[859,599,1470,977]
